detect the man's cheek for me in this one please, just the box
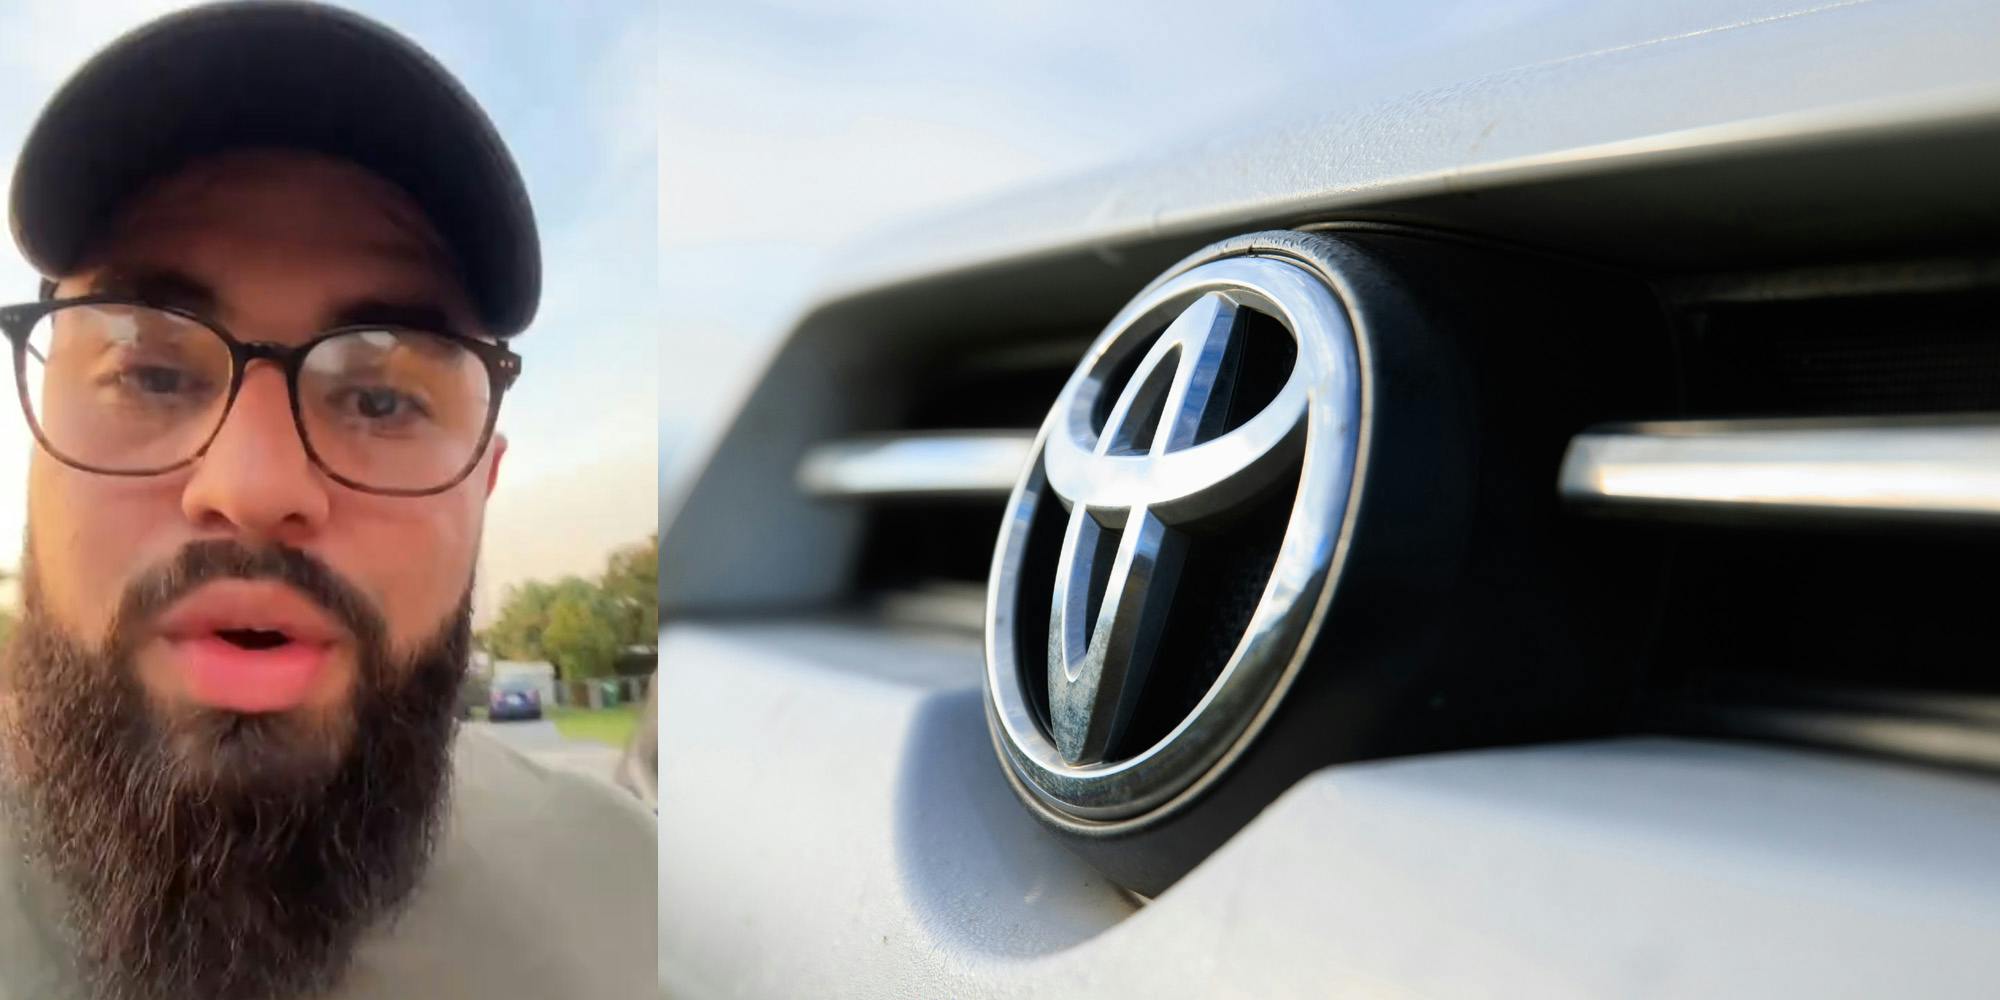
[32,489,182,636]
[25,467,112,635]
[334,494,481,649]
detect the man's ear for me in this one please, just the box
[484,432,507,497]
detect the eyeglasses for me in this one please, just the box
[0,296,521,497]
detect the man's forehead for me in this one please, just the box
[104,150,445,251]
[64,149,482,332]
[79,264,467,339]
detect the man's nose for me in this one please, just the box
[180,365,331,541]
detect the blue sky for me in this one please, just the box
[0,0,658,617]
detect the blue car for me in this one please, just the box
[488,684,543,722]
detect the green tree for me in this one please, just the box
[541,586,621,679]
[481,579,557,661]
[600,534,658,646]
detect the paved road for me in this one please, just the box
[470,718,566,751]
[466,719,624,787]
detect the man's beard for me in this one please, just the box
[0,540,468,1000]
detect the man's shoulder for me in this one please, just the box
[0,812,83,1000]
[335,726,658,1000]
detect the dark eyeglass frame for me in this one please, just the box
[0,295,523,497]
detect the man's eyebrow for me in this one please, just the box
[328,299,466,337]
[86,267,217,313]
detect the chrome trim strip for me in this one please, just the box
[796,431,1035,500]
[1560,416,2000,522]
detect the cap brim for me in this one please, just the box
[9,1,539,336]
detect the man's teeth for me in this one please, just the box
[215,629,291,650]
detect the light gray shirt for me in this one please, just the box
[1,726,659,999]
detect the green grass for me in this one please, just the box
[548,703,641,748]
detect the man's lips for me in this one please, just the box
[151,580,348,714]
[154,579,346,645]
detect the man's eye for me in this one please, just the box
[329,385,433,427]
[107,363,208,400]
[356,387,402,418]
[128,366,188,394]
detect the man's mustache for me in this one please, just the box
[106,540,387,660]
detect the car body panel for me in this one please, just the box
[818,0,2000,305]
[660,621,2000,998]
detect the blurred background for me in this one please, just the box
[0,0,659,631]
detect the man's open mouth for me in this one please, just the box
[168,631,334,714]
[150,580,350,714]
[213,628,294,651]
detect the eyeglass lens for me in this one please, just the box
[21,303,494,492]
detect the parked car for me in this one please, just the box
[660,2,2000,997]
[487,681,543,722]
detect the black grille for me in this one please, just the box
[855,336,1085,592]
[1652,527,2000,697]
[1646,276,2000,770]
[856,499,1013,590]
[902,339,1088,432]
[1681,288,2000,417]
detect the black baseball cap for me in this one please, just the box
[8,1,540,336]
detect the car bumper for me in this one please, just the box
[660,619,2000,998]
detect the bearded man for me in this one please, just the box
[0,4,655,999]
